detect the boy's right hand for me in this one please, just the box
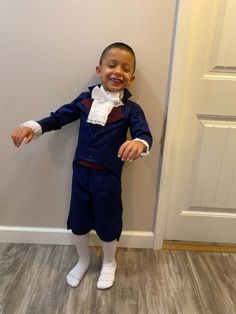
[11,127,34,147]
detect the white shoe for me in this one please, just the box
[66,258,91,288]
[97,262,117,290]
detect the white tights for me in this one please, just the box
[66,234,91,288]
[97,239,117,289]
[66,234,117,289]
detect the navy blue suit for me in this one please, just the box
[37,86,152,241]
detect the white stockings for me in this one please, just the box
[66,234,117,290]
[97,240,117,289]
[66,234,91,288]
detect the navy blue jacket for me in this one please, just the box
[37,86,152,178]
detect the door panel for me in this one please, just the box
[156,0,236,245]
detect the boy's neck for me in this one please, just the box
[100,85,124,99]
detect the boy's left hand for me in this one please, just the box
[118,140,146,162]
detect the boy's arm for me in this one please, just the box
[36,97,81,133]
[118,104,152,162]
[11,94,83,147]
[11,126,34,147]
[11,120,42,147]
[118,140,148,162]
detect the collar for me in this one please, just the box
[88,85,132,102]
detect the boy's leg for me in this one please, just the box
[97,240,117,289]
[67,233,91,288]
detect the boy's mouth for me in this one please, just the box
[110,78,123,84]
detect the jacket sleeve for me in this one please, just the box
[36,95,83,133]
[129,104,153,150]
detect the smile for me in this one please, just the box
[110,78,123,83]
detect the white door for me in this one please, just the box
[154,0,236,248]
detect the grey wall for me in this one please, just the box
[0,0,176,233]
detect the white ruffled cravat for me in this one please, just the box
[87,86,124,126]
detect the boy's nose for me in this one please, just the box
[114,66,122,74]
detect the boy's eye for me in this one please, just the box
[123,68,130,72]
[108,64,116,68]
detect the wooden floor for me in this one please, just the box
[0,243,235,314]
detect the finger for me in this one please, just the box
[11,134,17,146]
[11,134,20,147]
[13,136,23,147]
[123,145,139,161]
[12,137,17,147]
[132,148,143,161]
[127,146,139,161]
[127,143,146,161]
[12,131,26,147]
[130,142,147,161]
[118,141,131,158]
[121,143,134,161]
[16,135,25,147]
[24,132,33,144]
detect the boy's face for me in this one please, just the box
[96,48,135,92]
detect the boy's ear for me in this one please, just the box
[129,75,135,84]
[96,66,101,77]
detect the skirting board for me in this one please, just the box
[163,240,236,253]
[0,226,154,249]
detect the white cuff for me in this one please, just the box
[20,120,42,138]
[132,138,150,156]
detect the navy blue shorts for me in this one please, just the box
[67,163,123,242]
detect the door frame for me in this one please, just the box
[153,0,194,249]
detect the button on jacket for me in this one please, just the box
[37,86,153,178]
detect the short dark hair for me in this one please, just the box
[99,42,136,73]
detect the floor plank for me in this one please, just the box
[0,244,235,314]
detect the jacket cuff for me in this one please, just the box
[132,138,150,156]
[20,120,42,138]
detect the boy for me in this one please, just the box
[11,42,152,289]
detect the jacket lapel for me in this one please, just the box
[80,98,125,124]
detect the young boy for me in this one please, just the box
[11,42,152,289]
